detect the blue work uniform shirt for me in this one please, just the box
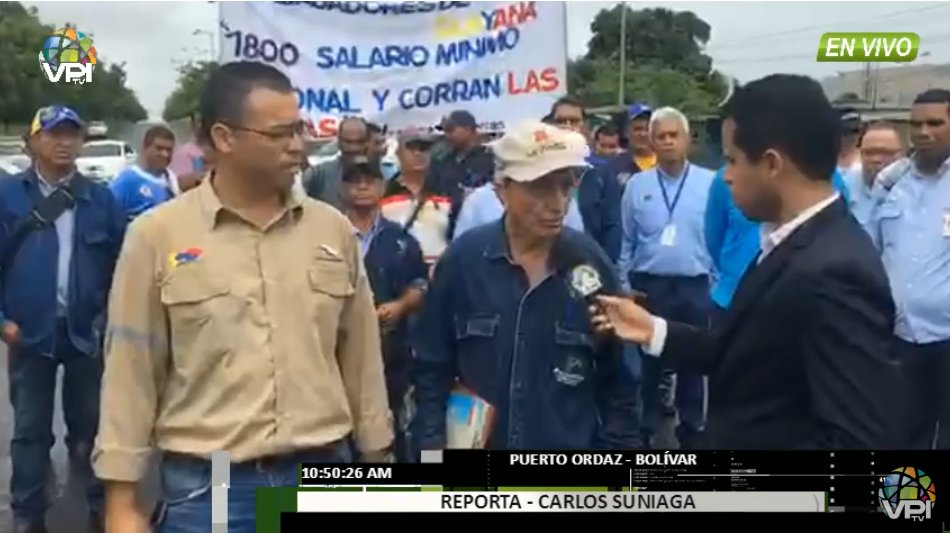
[603,152,642,189]
[846,171,877,226]
[705,168,853,308]
[866,157,950,343]
[361,216,428,408]
[109,165,175,220]
[412,220,642,450]
[576,160,623,262]
[618,163,715,290]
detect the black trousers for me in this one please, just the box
[630,273,710,449]
[896,338,950,449]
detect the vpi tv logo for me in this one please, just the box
[878,467,936,521]
[38,27,97,84]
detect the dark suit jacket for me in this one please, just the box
[662,198,901,449]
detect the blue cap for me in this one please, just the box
[30,105,84,135]
[627,103,652,121]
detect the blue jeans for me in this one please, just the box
[154,440,352,533]
[8,326,104,522]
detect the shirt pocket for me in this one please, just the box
[160,266,232,358]
[307,258,355,330]
[876,204,903,250]
[551,323,595,390]
[82,229,111,247]
[454,313,500,388]
[81,230,113,292]
[635,197,668,236]
[549,323,597,429]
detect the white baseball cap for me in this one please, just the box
[490,121,589,183]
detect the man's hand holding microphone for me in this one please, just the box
[589,295,655,345]
[562,248,656,346]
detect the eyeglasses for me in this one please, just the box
[554,117,583,127]
[225,120,306,142]
[861,147,902,157]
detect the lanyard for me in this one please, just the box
[657,164,690,220]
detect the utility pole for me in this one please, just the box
[862,61,873,102]
[618,3,627,106]
[871,62,881,110]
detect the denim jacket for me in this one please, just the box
[412,220,642,450]
[0,169,126,356]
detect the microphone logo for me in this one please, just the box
[570,264,603,298]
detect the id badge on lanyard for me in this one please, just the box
[658,165,690,247]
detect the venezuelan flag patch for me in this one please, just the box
[168,247,203,268]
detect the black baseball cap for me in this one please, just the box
[341,155,383,182]
[840,107,862,134]
[438,110,478,131]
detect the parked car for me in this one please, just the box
[0,159,21,177]
[76,139,136,181]
[0,154,30,175]
[86,120,108,138]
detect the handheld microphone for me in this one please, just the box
[553,235,647,307]
[570,263,605,302]
[551,236,608,303]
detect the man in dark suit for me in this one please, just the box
[590,74,901,450]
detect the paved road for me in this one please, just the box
[0,344,678,532]
[0,345,158,533]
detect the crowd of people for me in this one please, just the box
[0,59,947,532]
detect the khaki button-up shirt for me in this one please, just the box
[93,179,392,482]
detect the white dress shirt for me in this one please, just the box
[644,192,840,356]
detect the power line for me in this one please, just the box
[707,4,950,51]
[714,32,950,65]
[716,15,950,56]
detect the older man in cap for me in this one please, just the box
[412,121,641,451]
[0,105,125,532]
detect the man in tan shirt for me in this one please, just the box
[93,61,393,533]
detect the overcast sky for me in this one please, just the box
[25,1,950,119]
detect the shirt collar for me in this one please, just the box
[483,218,510,261]
[655,162,689,181]
[132,164,172,184]
[352,212,383,239]
[198,172,305,230]
[35,166,72,188]
[913,153,950,178]
[28,166,89,200]
[760,192,840,260]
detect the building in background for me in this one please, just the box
[822,63,950,109]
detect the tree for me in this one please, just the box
[0,2,146,127]
[568,4,727,113]
[569,59,726,116]
[162,61,218,121]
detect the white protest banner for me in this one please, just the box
[218,1,567,137]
